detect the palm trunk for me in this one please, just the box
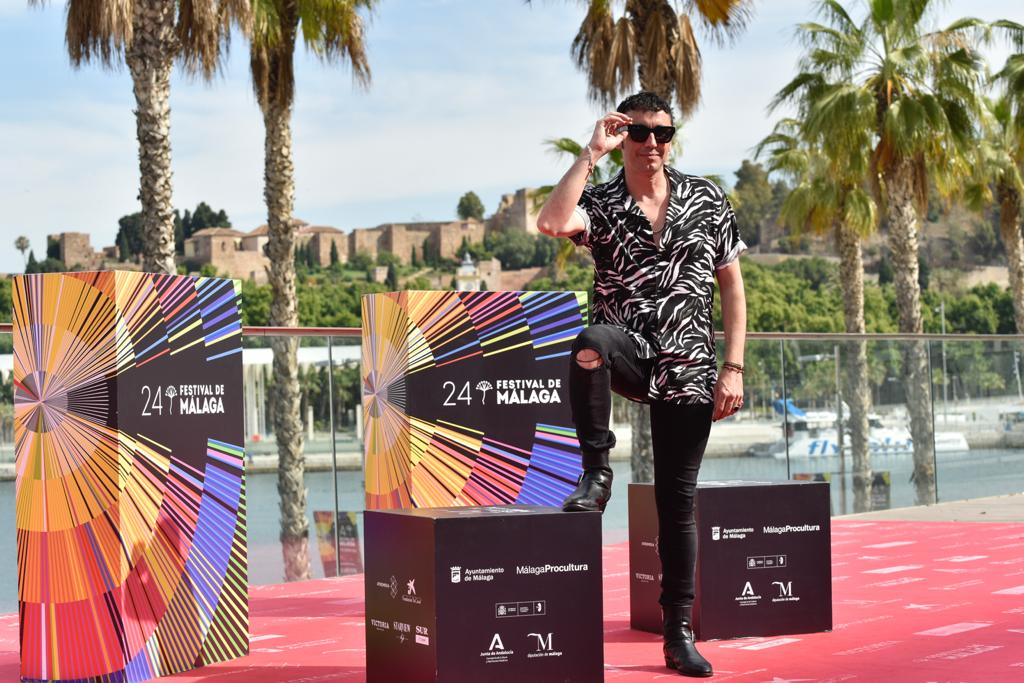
[885,159,935,505]
[127,0,177,274]
[630,402,654,482]
[998,186,1024,333]
[265,98,310,581]
[836,220,872,512]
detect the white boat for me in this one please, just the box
[754,426,970,459]
[749,399,970,458]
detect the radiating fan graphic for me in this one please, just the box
[362,291,587,511]
[13,272,248,683]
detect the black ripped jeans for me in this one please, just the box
[569,324,713,616]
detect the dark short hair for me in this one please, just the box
[616,91,674,122]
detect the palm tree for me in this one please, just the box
[556,0,753,119]
[14,236,30,267]
[36,0,250,273]
[780,0,984,505]
[966,36,1024,333]
[757,116,877,512]
[249,0,373,581]
[966,91,1024,333]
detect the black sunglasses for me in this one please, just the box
[617,124,676,144]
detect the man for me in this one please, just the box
[537,92,747,678]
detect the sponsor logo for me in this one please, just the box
[771,580,800,603]
[495,379,563,405]
[496,600,547,618]
[747,554,788,570]
[401,578,422,605]
[369,618,389,631]
[451,566,461,583]
[140,383,228,417]
[714,526,754,540]
[526,632,563,658]
[389,575,398,599]
[634,572,656,582]
[763,524,821,535]
[480,633,514,664]
[476,380,493,404]
[415,625,429,646]
[516,563,589,576]
[457,567,505,583]
[735,581,762,606]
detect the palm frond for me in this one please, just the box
[544,137,584,157]
[299,0,374,87]
[671,12,702,119]
[684,0,754,46]
[606,15,636,98]
[63,0,132,68]
[991,19,1024,51]
[571,1,617,108]
[177,0,252,80]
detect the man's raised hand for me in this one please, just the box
[587,112,632,157]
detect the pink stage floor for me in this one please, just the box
[2,519,1022,682]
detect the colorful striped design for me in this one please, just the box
[362,291,586,510]
[13,272,247,683]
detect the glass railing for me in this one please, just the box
[1,324,1022,609]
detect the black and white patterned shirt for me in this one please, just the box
[571,167,746,404]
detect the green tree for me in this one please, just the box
[732,160,774,248]
[116,212,147,261]
[330,240,340,265]
[486,230,536,270]
[47,0,248,273]
[456,191,485,221]
[781,0,985,505]
[758,104,878,511]
[14,236,29,267]
[249,0,374,582]
[349,251,373,270]
[965,54,1024,332]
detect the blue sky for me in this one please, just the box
[0,0,1018,275]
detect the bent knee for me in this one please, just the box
[574,347,604,370]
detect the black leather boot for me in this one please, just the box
[663,606,713,677]
[561,451,613,513]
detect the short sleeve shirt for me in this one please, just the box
[570,167,746,404]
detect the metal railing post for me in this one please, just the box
[327,336,341,577]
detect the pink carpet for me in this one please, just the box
[2,519,1022,682]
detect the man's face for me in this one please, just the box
[621,109,673,174]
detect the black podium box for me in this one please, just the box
[629,481,831,640]
[365,505,604,682]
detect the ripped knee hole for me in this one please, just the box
[574,348,604,370]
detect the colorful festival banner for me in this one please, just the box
[13,272,248,683]
[313,511,363,577]
[361,290,586,510]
